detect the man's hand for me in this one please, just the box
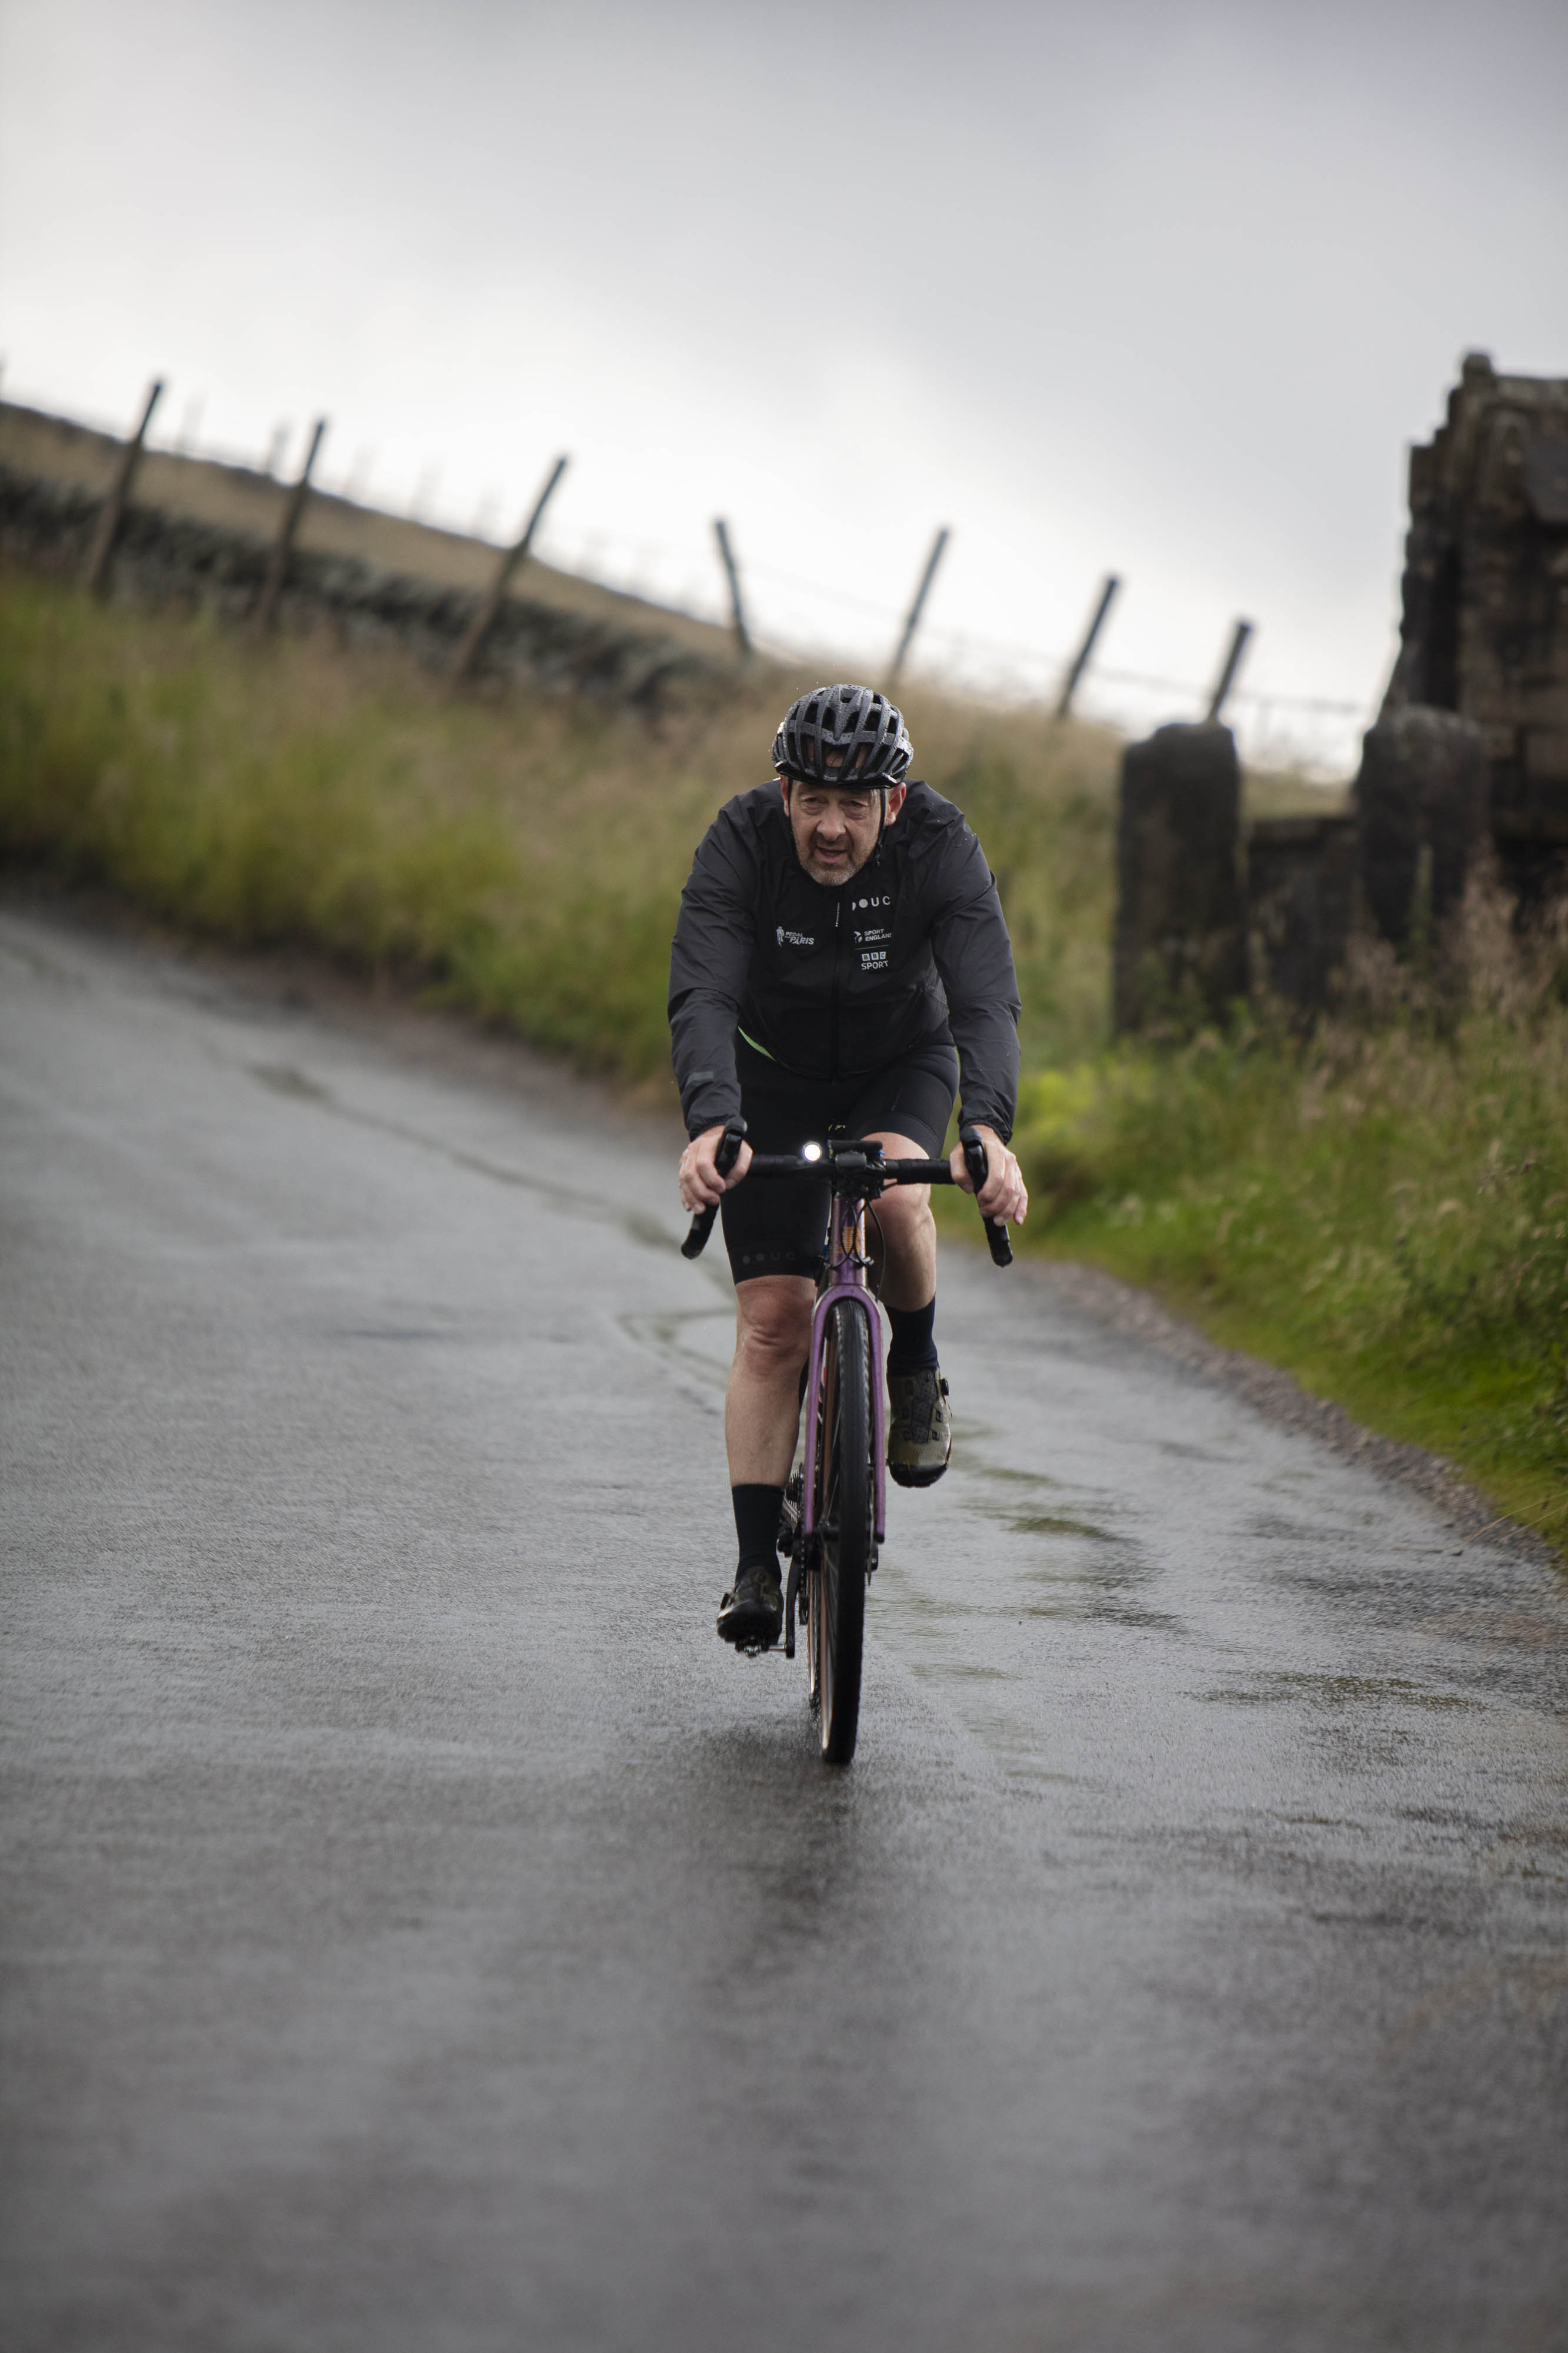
[950,1123,1028,1225]
[679,1123,753,1212]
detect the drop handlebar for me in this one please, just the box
[680,1119,1014,1268]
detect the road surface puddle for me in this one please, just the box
[252,1061,332,1101]
[910,1661,1012,1681]
[326,1325,452,1342]
[997,1509,1112,1541]
[1197,1669,1484,1711]
[958,1455,1067,1493]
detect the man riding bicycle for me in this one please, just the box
[670,681,1028,1651]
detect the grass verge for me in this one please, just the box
[990,912,1568,1552]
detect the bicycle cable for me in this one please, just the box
[865,1202,886,1302]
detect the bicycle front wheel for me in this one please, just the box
[812,1298,873,1764]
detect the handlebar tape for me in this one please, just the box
[680,1117,748,1259]
[959,1123,1014,1268]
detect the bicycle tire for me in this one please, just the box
[812,1299,873,1764]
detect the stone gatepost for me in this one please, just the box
[1354,705,1489,953]
[1113,722,1247,1035]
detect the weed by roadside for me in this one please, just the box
[997,896,1568,1549]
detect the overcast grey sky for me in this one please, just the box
[3,0,1565,763]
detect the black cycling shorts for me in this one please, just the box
[720,1031,960,1284]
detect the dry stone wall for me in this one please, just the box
[0,400,740,709]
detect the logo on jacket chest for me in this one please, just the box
[775,891,893,960]
[852,892,894,958]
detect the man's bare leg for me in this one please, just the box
[725,1274,815,1487]
[860,1128,937,1311]
[716,1274,812,1644]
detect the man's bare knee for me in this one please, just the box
[735,1278,812,1372]
[876,1184,932,1244]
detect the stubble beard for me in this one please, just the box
[799,834,869,888]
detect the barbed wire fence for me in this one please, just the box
[523,521,1374,782]
[25,381,1376,779]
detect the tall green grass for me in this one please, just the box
[0,573,718,1081]
[0,567,1123,1080]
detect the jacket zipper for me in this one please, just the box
[829,896,843,1078]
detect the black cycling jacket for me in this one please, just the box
[668,780,1021,1142]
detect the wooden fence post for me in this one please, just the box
[1055,574,1120,718]
[450,454,569,681]
[712,519,751,658]
[254,418,328,632]
[1205,619,1253,721]
[82,379,163,596]
[888,526,949,684]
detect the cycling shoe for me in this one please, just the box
[717,1559,783,1651]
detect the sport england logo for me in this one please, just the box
[776,926,816,948]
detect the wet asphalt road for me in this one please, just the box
[2,901,1566,2353]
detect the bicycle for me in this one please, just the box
[682,1121,1012,1764]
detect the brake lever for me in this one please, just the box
[959,1121,1013,1267]
[682,1116,748,1259]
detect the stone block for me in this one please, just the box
[1524,731,1568,784]
[1246,815,1357,1018]
[1113,723,1246,1035]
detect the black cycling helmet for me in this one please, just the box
[772,682,913,787]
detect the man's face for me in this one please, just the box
[782,774,906,885]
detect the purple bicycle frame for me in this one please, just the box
[799,1190,888,1548]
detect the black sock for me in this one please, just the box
[732,1483,785,1572]
[886,1299,939,1375]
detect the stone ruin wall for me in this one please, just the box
[1115,356,1568,1034]
[1383,351,1568,901]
